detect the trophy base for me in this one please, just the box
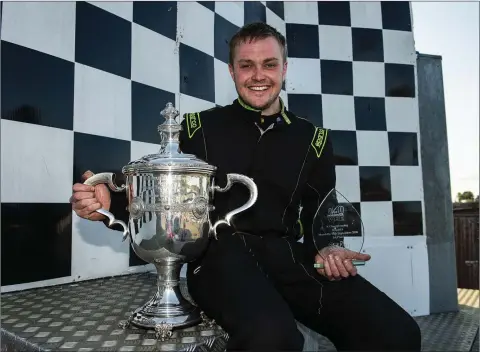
[119,295,216,341]
[118,261,216,341]
[120,306,200,341]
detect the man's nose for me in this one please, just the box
[252,67,266,81]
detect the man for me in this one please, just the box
[71,22,421,351]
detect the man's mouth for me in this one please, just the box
[248,86,270,91]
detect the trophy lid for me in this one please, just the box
[122,102,216,175]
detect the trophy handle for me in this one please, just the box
[83,172,129,241]
[210,173,258,239]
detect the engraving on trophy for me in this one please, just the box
[83,102,258,339]
[129,197,145,219]
[192,196,208,219]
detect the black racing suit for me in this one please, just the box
[179,97,335,259]
[105,98,421,351]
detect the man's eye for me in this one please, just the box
[240,65,251,69]
[265,63,277,68]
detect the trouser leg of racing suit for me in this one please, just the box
[268,237,422,351]
[186,232,304,351]
[186,232,421,351]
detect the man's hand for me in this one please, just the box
[315,246,371,280]
[70,170,111,221]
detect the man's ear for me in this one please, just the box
[229,63,235,78]
[282,60,288,82]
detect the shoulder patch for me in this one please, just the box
[311,127,328,158]
[185,112,202,139]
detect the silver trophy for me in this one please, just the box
[83,102,258,340]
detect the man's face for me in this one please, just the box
[229,36,287,112]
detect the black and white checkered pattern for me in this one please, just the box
[1,1,427,314]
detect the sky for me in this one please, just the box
[411,2,479,199]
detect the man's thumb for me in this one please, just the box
[354,252,371,261]
[81,170,94,182]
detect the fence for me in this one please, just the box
[453,203,479,289]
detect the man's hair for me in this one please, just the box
[228,22,287,65]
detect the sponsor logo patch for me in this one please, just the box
[187,112,201,138]
[311,127,328,158]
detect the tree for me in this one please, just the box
[457,191,475,202]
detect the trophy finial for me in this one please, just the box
[157,102,182,153]
[160,102,179,121]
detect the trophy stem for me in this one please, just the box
[153,260,191,314]
[124,259,202,340]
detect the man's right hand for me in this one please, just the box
[70,170,111,221]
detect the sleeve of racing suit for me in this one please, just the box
[300,130,336,263]
[103,114,202,232]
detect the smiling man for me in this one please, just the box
[228,33,286,115]
[71,22,421,351]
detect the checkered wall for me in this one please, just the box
[1,1,424,292]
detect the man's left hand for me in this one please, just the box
[315,246,371,280]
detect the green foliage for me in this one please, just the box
[457,191,476,202]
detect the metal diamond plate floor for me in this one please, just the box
[1,273,228,352]
[1,273,478,351]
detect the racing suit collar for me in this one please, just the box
[234,96,292,126]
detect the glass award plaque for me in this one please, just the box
[312,189,366,269]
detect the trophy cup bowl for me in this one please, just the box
[82,102,258,341]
